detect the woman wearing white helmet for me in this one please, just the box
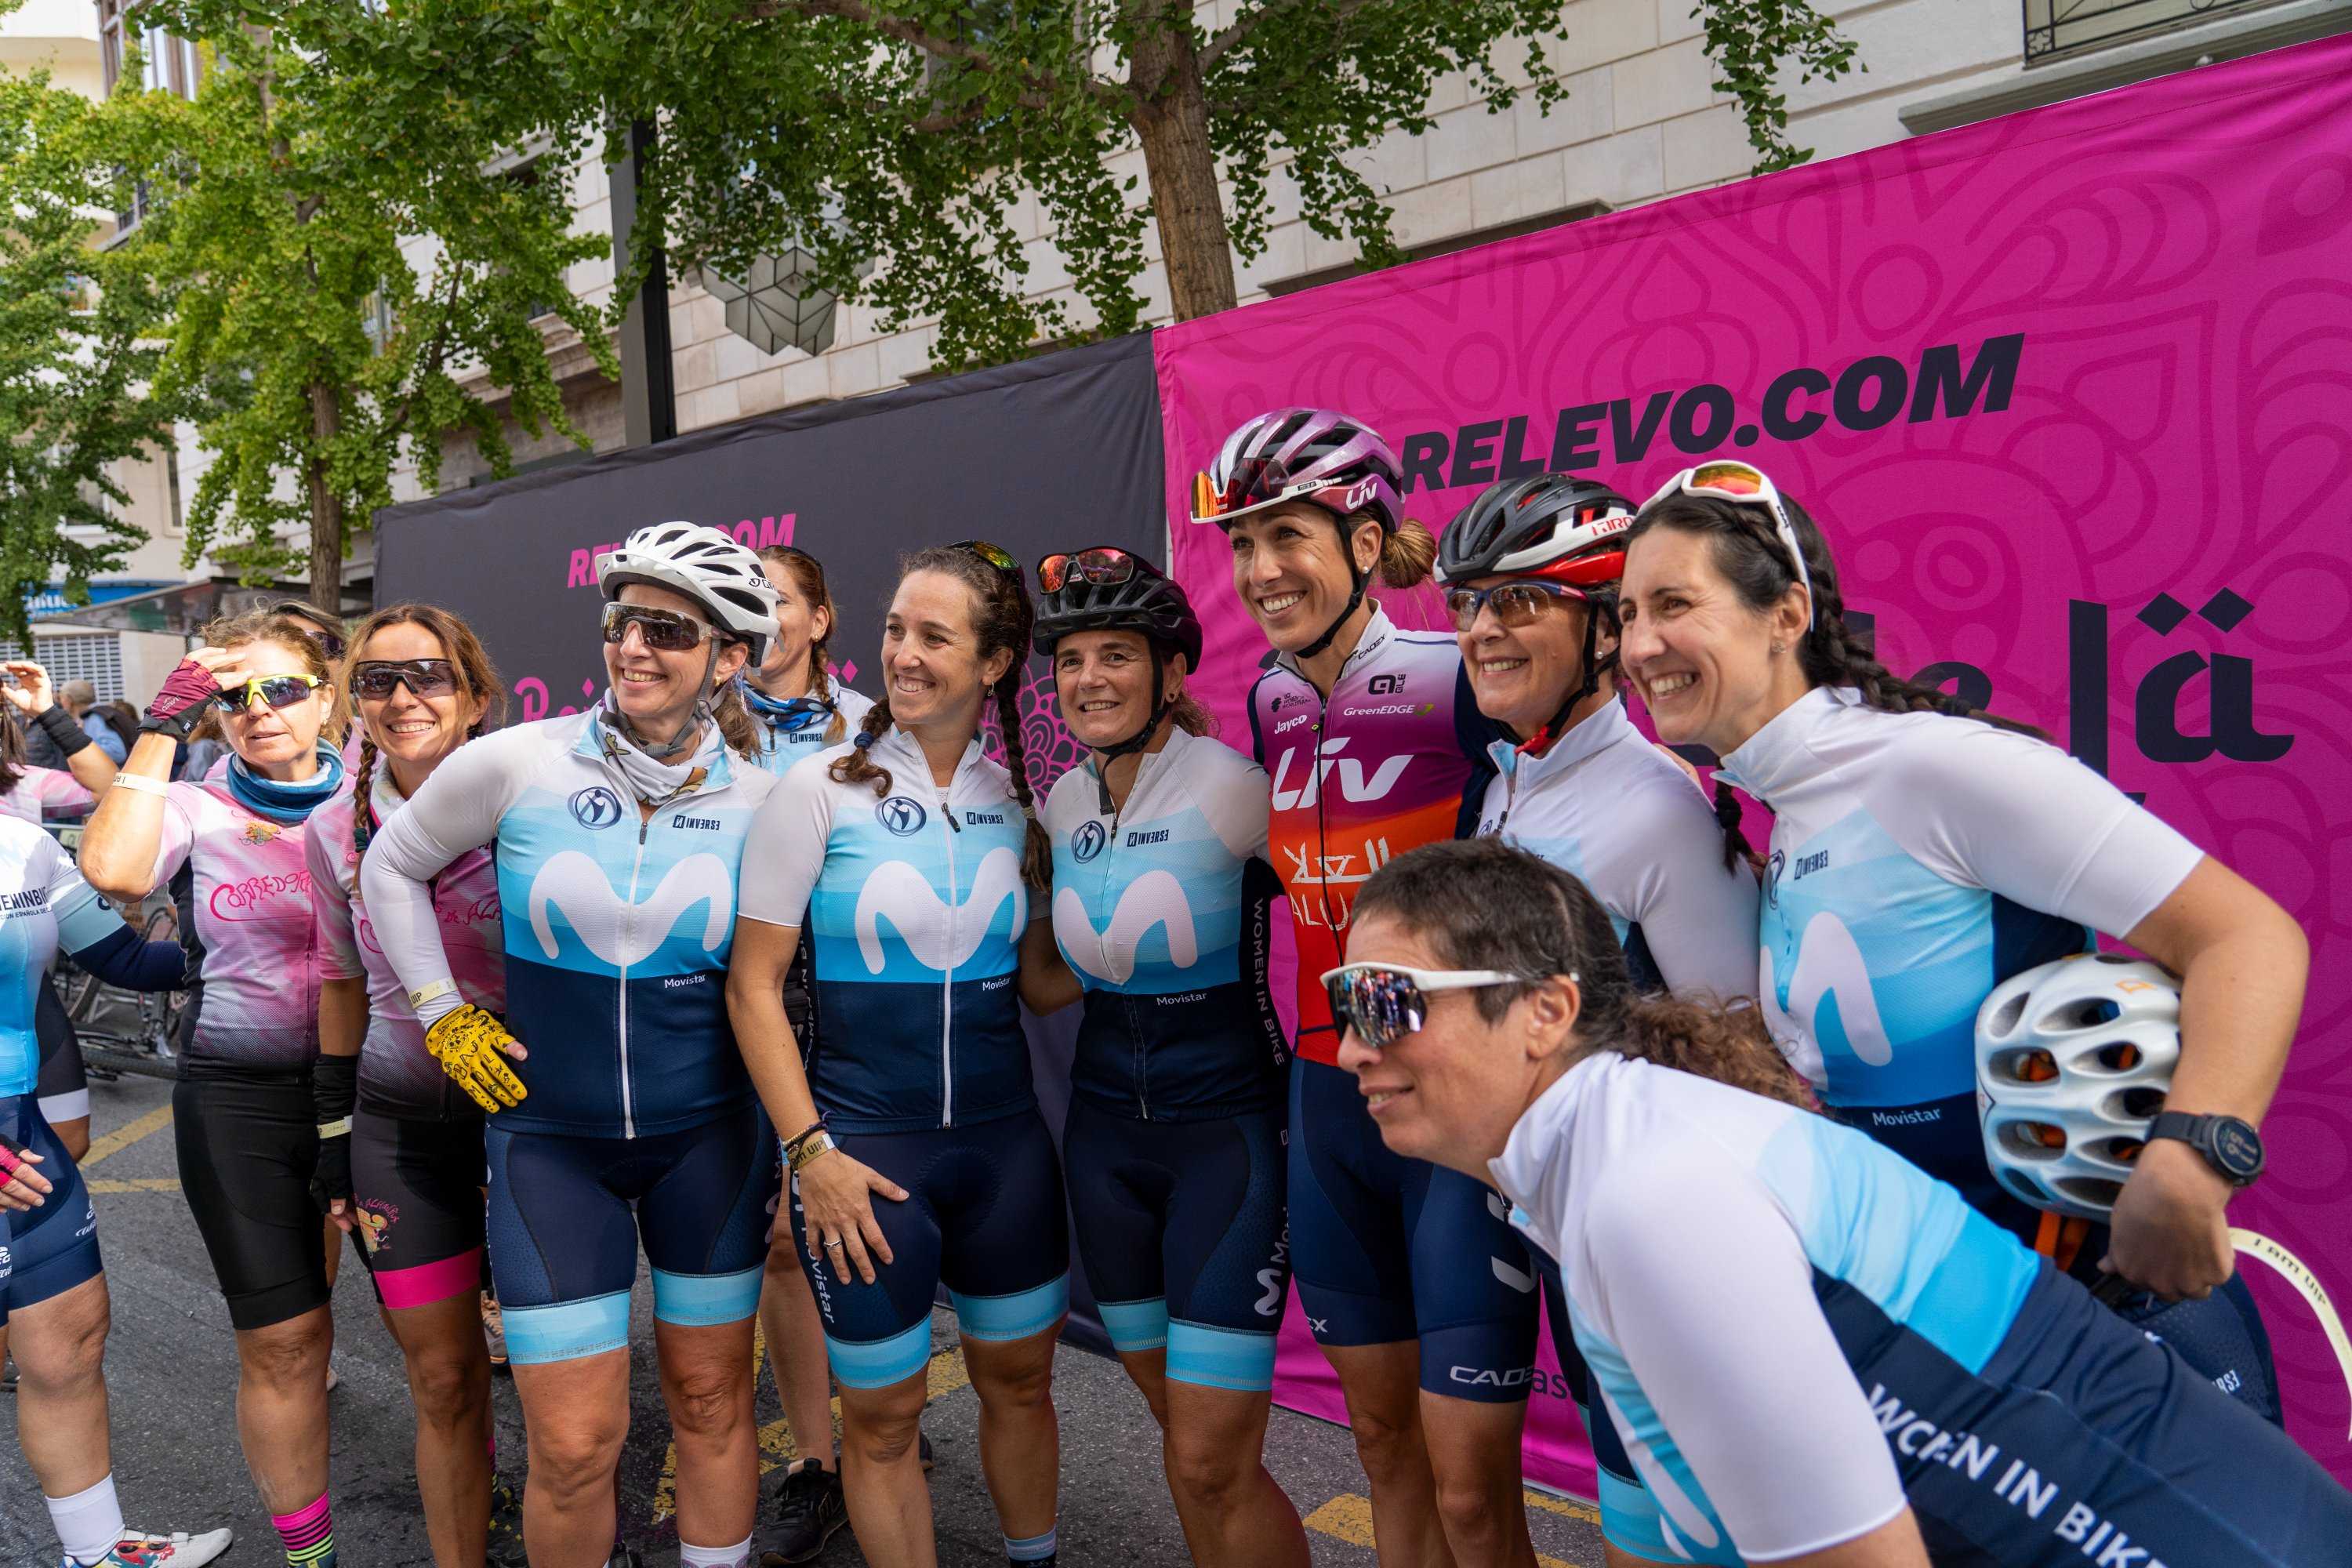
[361,521,787,1568]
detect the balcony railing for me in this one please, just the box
[2024,0,2292,63]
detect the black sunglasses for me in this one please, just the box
[601,602,714,653]
[350,659,462,702]
[1037,546,1165,595]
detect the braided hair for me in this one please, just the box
[829,546,1053,891]
[341,604,503,859]
[1623,489,2042,870]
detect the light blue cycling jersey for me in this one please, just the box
[739,727,1038,1134]
[1472,699,1757,1002]
[743,677,874,777]
[0,819,129,1098]
[1043,727,1286,1121]
[1713,687,2202,1236]
[361,710,779,1138]
[1494,1050,2348,1566]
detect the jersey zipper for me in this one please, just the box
[1098,787,1149,1120]
[939,782,960,1127]
[615,807,650,1138]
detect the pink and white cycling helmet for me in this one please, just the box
[1191,408,1406,535]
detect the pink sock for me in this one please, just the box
[271,1492,335,1566]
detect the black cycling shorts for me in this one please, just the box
[173,1062,329,1331]
[350,1106,486,1312]
[1065,1097,1289,1392]
[34,975,88,1126]
[0,1093,101,1328]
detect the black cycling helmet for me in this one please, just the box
[1433,474,1635,589]
[1034,546,1204,808]
[1032,546,1204,670]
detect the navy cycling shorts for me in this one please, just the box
[794,1108,1068,1390]
[1287,1058,1539,1401]
[485,1102,778,1365]
[1065,1097,1289,1392]
[0,1094,100,1329]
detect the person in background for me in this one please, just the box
[52,681,127,766]
[1329,838,2351,1568]
[78,612,350,1568]
[740,543,881,1563]
[99,702,140,759]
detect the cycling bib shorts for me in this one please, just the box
[34,975,88,1127]
[485,1100,778,1365]
[0,1094,100,1328]
[793,1109,1069,1389]
[350,1108,487,1312]
[174,1062,330,1331]
[1289,1056,1538,1401]
[1065,1098,1290,1392]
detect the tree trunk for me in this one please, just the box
[304,380,344,613]
[1128,9,1237,321]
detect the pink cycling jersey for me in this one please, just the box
[0,767,96,825]
[151,779,335,1067]
[308,772,503,1117]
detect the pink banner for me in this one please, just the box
[1158,35,2352,1491]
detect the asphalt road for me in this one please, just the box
[0,1056,1607,1566]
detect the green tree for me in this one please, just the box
[0,71,191,645]
[543,0,1857,372]
[111,12,613,611]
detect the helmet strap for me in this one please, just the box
[1522,602,1617,756]
[1090,656,1174,815]
[1295,515,1372,662]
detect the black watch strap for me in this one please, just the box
[2147,1111,2264,1187]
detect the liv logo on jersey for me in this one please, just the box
[853,848,1025,974]
[876,796,927,837]
[1071,820,1108,863]
[1054,871,1198,985]
[569,786,624,830]
[1268,735,1414,811]
[526,850,735,968]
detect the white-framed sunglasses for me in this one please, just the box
[1639,460,1816,628]
[1319,962,1566,1050]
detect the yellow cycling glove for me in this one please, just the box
[423,1004,528,1113]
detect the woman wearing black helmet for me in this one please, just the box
[1193,408,1544,1568]
[1024,548,1306,1568]
[1439,474,1762,1568]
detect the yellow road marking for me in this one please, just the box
[86,1177,180,1193]
[81,1105,173,1169]
[1305,1491,1586,1566]
[1524,1487,1602,1524]
[652,1330,972,1524]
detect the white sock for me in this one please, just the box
[678,1535,753,1568]
[46,1474,124,1566]
[1007,1525,1058,1562]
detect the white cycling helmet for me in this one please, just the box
[1975,951,2180,1222]
[597,521,780,662]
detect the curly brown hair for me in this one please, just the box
[1352,838,1814,1110]
[191,610,349,750]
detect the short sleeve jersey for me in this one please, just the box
[745,678,877,778]
[1715,688,2204,1236]
[1042,728,1287,1121]
[739,728,1035,1134]
[0,767,96,825]
[1248,606,1501,1064]
[0,818,129,1096]
[307,771,504,1119]
[1472,700,1759,1003]
[152,777,336,1068]
[359,711,777,1138]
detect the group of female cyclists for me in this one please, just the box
[2,392,2339,1568]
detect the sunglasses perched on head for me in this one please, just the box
[1319,962,1553,1050]
[1639,460,1815,627]
[1036,546,1164,595]
[601,601,715,652]
[349,659,461,702]
[1443,579,1592,633]
[952,539,1023,579]
[214,673,325,714]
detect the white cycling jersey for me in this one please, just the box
[1472,700,1758,1002]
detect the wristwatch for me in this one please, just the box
[2147,1112,2265,1188]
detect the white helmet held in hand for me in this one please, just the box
[597,521,780,663]
[1975,951,2181,1222]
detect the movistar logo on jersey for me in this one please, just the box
[1054,871,1198,985]
[876,796,927,836]
[1072,820,1107,862]
[853,847,1025,975]
[526,850,735,970]
[1269,736,1412,811]
[569,786,625,830]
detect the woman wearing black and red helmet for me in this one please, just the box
[1192,409,1547,1568]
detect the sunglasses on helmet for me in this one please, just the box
[349,659,462,702]
[601,601,716,652]
[1638,461,1815,627]
[1318,962,1554,1051]
[1036,546,1166,595]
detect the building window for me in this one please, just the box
[2024,0,2296,64]
[165,446,183,534]
[0,634,125,702]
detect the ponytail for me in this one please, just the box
[1615,993,1814,1110]
[351,735,380,856]
[1377,517,1439,590]
[830,699,896,797]
[711,676,760,760]
[1711,779,1757,876]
